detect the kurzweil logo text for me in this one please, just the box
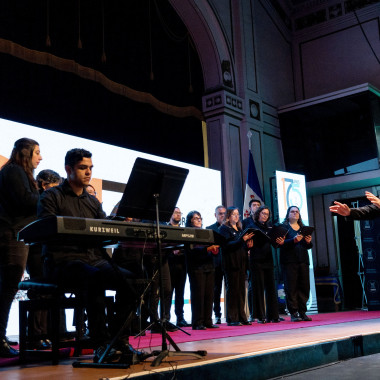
[182,233,194,238]
[90,226,120,234]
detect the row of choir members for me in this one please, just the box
[0,137,314,363]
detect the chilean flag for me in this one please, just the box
[243,149,263,219]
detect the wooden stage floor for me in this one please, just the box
[2,317,380,380]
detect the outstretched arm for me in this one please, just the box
[329,201,351,216]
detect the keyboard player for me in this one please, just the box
[37,148,145,364]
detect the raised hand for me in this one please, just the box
[329,201,350,216]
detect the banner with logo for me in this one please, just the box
[361,217,380,310]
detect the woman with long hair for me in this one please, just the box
[279,206,312,322]
[249,206,282,323]
[0,138,42,357]
[185,210,219,330]
[218,207,254,326]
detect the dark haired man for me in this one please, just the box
[38,148,143,364]
[167,207,190,327]
[242,198,262,322]
[206,205,226,324]
[242,199,262,229]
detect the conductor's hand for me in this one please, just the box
[304,235,312,244]
[246,239,253,248]
[276,236,285,246]
[365,191,380,209]
[207,245,219,255]
[329,201,350,216]
[294,234,303,243]
[242,232,254,241]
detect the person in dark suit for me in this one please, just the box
[167,207,190,327]
[330,191,380,219]
[206,205,226,324]
[38,148,144,364]
[242,198,262,321]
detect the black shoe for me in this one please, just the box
[268,318,281,323]
[149,323,162,334]
[227,322,242,326]
[177,319,191,327]
[291,313,302,322]
[118,343,150,365]
[0,338,19,358]
[299,313,312,321]
[248,316,255,323]
[241,321,252,325]
[5,337,18,346]
[215,317,222,324]
[165,322,179,332]
[93,346,121,363]
[192,325,207,330]
[257,319,266,324]
[204,324,219,328]
[28,339,51,350]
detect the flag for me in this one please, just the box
[243,149,263,219]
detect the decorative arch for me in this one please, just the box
[169,0,234,92]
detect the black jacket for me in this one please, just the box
[37,179,106,264]
[348,204,380,220]
[218,224,248,271]
[0,163,39,235]
[279,224,312,265]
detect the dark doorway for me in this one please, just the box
[336,197,370,310]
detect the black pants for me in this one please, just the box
[213,265,224,319]
[143,256,172,323]
[224,267,247,323]
[0,229,28,338]
[250,261,279,320]
[168,254,187,321]
[45,258,136,347]
[188,269,214,327]
[282,262,310,315]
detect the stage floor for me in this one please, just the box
[2,312,380,380]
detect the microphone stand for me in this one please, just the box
[149,193,207,367]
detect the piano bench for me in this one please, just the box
[17,279,97,365]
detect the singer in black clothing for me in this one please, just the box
[185,211,219,330]
[0,138,42,357]
[26,169,62,350]
[249,206,281,323]
[38,148,142,364]
[242,198,262,321]
[218,207,253,326]
[167,207,190,327]
[206,205,226,324]
[279,206,312,322]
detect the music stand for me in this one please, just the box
[117,157,207,366]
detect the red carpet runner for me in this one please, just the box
[2,310,380,366]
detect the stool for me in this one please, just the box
[18,279,89,365]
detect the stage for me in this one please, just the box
[2,311,380,379]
